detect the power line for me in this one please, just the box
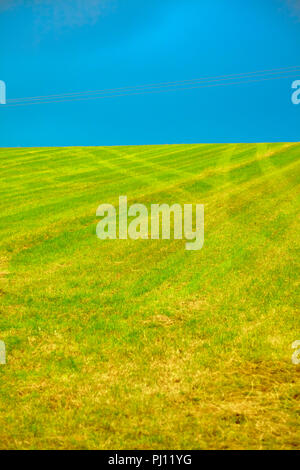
[6,65,300,104]
[4,73,298,108]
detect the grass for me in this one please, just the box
[0,142,299,450]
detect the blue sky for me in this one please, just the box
[0,0,299,147]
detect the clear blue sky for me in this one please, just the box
[0,0,299,147]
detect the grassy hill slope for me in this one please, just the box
[0,143,299,449]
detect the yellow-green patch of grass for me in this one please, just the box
[0,143,299,449]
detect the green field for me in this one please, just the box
[0,143,299,450]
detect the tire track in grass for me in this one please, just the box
[129,145,300,309]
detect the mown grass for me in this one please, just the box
[0,143,299,449]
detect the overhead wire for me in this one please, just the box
[3,65,300,107]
